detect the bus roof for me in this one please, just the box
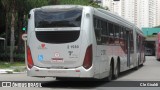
[33,5,84,11]
[95,8,144,37]
[30,5,144,37]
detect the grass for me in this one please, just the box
[0,61,25,69]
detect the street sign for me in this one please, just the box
[22,34,27,41]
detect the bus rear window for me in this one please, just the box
[35,9,82,28]
[36,31,80,43]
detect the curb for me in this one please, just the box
[0,69,13,74]
[0,69,26,74]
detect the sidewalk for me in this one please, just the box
[0,69,13,74]
[0,66,26,74]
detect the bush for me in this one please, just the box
[0,46,25,61]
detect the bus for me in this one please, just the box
[26,5,145,80]
[156,32,160,61]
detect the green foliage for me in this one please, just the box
[0,0,102,62]
[60,0,89,5]
[13,66,26,72]
[0,32,5,37]
[25,0,50,13]
[13,69,21,72]
[0,61,25,69]
[0,46,25,61]
[59,0,101,8]
[0,62,10,68]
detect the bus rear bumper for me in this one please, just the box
[27,66,94,78]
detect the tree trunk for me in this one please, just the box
[17,12,23,53]
[5,13,9,47]
[10,9,15,63]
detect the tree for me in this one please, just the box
[60,0,90,5]
[0,0,5,36]
[48,0,59,5]
[10,0,16,63]
[59,0,101,8]
[14,0,50,62]
[1,0,102,62]
[1,0,12,47]
[1,0,15,63]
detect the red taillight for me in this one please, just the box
[27,46,34,69]
[83,45,92,69]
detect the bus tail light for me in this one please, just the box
[83,45,92,69]
[27,46,34,69]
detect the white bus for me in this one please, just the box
[26,5,145,80]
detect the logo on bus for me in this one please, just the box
[38,55,43,61]
[50,52,64,63]
[54,52,60,57]
[38,43,47,49]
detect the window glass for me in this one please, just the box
[35,9,82,28]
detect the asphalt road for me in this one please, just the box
[116,56,160,81]
[0,56,160,90]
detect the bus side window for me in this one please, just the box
[114,25,120,44]
[95,28,101,42]
[101,20,108,44]
[94,17,101,44]
[108,22,114,44]
[119,27,123,44]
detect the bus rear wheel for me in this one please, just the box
[114,62,120,79]
[107,63,113,81]
[135,59,140,70]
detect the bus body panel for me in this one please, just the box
[28,32,83,68]
[27,6,85,69]
[27,66,94,78]
[27,6,96,78]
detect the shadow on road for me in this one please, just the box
[118,64,144,79]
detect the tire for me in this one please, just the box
[140,63,144,66]
[135,60,139,70]
[107,63,113,81]
[114,62,120,79]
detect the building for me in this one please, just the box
[101,0,160,29]
[156,0,160,26]
[139,0,149,28]
[103,0,137,25]
[149,0,156,27]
